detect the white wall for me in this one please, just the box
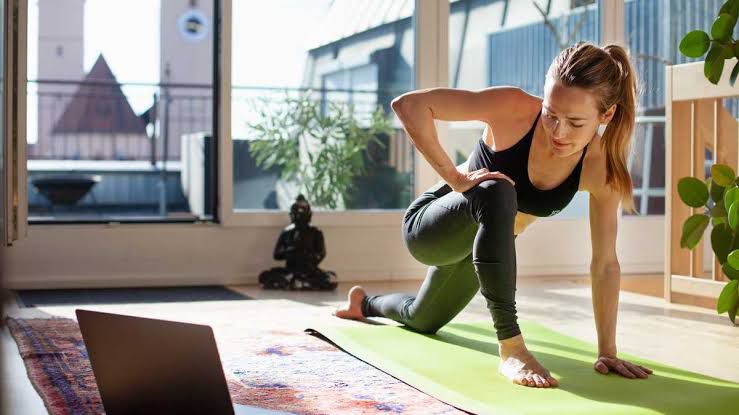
[2,213,665,289]
[3,221,419,288]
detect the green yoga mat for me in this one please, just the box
[306,320,739,415]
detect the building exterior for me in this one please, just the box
[32,0,85,159]
[157,0,214,162]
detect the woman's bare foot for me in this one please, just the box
[332,285,366,320]
[498,335,559,388]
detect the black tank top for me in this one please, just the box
[467,110,588,217]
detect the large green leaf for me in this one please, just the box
[680,214,710,249]
[712,14,737,41]
[711,223,734,264]
[723,261,739,280]
[720,0,739,19]
[730,203,739,230]
[729,249,739,270]
[711,164,736,187]
[677,177,709,207]
[679,30,711,58]
[717,279,739,314]
[704,45,726,85]
[725,186,739,211]
[722,44,737,59]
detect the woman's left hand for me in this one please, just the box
[593,355,653,379]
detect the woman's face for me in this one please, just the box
[541,78,614,157]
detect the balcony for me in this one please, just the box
[27,79,415,222]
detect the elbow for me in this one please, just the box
[391,95,408,116]
[391,93,424,118]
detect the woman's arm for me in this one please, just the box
[390,87,530,190]
[588,187,621,357]
[588,187,651,379]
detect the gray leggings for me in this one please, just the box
[361,179,520,340]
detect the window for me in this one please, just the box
[26,0,217,222]
[231,0,415,212]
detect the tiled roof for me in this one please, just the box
[52,54,146,135]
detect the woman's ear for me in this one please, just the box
[601,104,617,124]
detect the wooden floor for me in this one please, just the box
[2,274,736,415]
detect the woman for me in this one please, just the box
[334,42,653,388]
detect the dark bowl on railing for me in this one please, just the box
[32,175,102,206]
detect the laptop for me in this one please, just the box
[76,309,295,415]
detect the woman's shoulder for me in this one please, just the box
[473,87,541,124]
[516,92,544,123]
[482,88,543,148]
[521,93,544,125]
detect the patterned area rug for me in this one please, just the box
[6,317,463,415]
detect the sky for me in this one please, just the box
[26,0,332,141]
[27,0,160,91]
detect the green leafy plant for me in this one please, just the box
[677,165,739,324]
[246,91,393,210]
[676,0,739,325]
[679,0,739,85]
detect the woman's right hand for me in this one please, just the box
[449,167,515,193]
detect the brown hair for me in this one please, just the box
[547,41,638,215]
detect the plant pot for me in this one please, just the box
[32,174,102,206]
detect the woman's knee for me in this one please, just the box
[402,205,477,267]
[466,179,517,209]
[463,179,517,221]
[408,323,442,334]
[407,319,443,335]
[398,299,445,334]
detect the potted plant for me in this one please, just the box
[32,174,101,206]
[245,90,394,210]
[677,167,739,324]
[677,0,739,324]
